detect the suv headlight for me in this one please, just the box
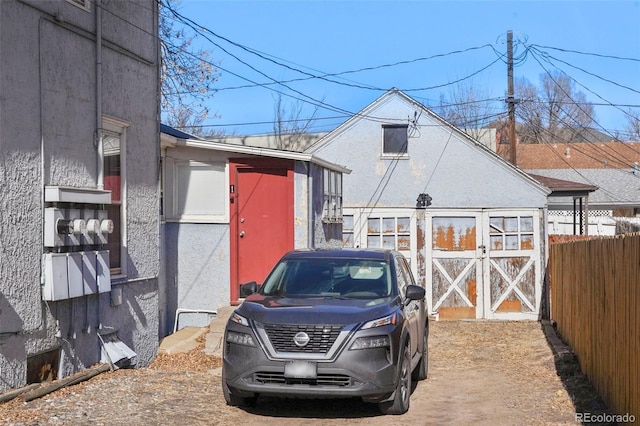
[226,330,256,347]
[361,313,396,330]
[350,335,390,350]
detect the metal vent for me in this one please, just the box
[66,0,91,12]
[254,372,351,387]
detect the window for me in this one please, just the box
[489,216,534,251]
[162,158,227,223]
[382,125,408,156]
[342,214,354,247]
[322,168,342,222]
[102,117,128,276]
[395,256,414,296]
[174,161,226,220]
[367,216,411,251]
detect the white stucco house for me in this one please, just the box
[307,89,551,320]
[0,0,160,391]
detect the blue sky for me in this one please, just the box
[171,0,640,138]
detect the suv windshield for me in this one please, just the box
[261,258,392,299]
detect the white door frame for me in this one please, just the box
[425,210,484,318]
[482,209,542,320]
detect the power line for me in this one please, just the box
[529,44,640,63]
[159,2,637,140]
[526,47,640,160]
[528,46,640,134]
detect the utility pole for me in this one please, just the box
[506,30,517,166]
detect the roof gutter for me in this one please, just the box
[180,138,351,174]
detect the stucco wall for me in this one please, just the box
[311,94,548,210]
[0,0,159,391]
[161,223,230,335]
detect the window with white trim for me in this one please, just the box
[322,168,342,223]
[342,214,354,247]
[382,125,408,156]
[367,216,411,251]
[489,215,534,251]
[102,117,128,276]
[171,161,227,221]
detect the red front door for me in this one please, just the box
[229,158,294,302]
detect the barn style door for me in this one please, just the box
[426,210,542,320]
[427,212,484,319]
[483,211,541,320]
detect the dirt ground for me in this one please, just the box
[0,321,610,425]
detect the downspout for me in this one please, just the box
[95,0,103,333]
[96,0,104,190]
[307,162,314,248]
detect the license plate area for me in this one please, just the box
[284,361,317,379]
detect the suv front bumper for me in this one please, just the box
[223,322,401,402]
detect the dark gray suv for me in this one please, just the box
[222,248,428,415]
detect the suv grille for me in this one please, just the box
[254,372,352,386]
[264,324,343,353]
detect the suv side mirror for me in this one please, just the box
[405,284,426,302]
[240,281,258,297]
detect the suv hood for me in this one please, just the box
[237,294,398,326]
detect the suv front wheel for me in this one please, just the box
[378,344,411,415]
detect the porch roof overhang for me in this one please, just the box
[528,173,598,235]
[527,173,598,199]
[166,137,351,174]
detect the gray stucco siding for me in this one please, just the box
[313,96,547,209]
[161,223,230,335]
[0,0,159,391]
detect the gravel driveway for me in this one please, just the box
[0,320,608,425]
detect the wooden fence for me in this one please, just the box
[550,233,639,418]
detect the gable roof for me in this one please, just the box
[306,88,550,197]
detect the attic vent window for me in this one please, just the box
[382,125,408,156]
[66,0,91,12]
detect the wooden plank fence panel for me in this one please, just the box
[550,233,639,419]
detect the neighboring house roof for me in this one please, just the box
[160,123,197,140]
[527,173,598,197]
[527,168,640,209]
[497,142,640,169]
[160,127,350,174]
[213,133,327,152]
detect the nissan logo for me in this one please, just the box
[293,332,310,347]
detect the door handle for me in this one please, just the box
[240,231,245,238]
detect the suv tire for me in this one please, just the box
[222,369,257,407]
[379,344,411,415]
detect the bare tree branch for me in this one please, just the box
[160,0,221,137]
[435,80,496,142]
[516,71,596,143]
[624,108,640,141]
[272,94,320,151]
